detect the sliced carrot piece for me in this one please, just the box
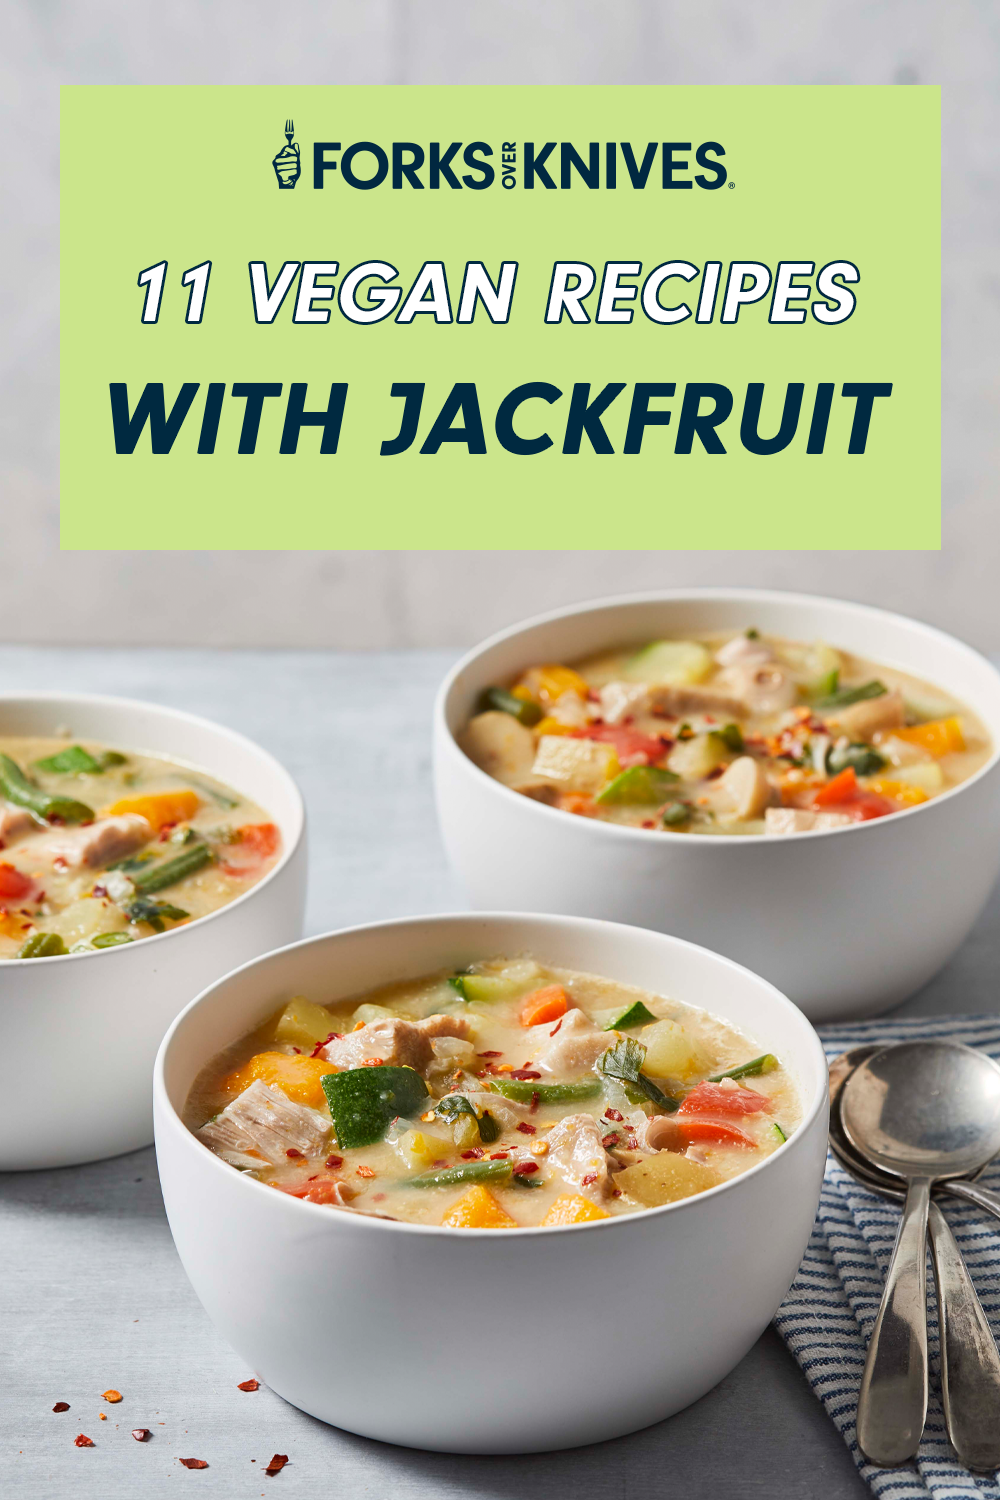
[520,985,570,1028]
[441,1185,517,1228]
[541,1193,611,1226]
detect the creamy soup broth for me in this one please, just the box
[0,736,281,958]
[458,631,991,836]
[187,956,800,1229]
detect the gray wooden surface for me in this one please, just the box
[3,645,999,1498]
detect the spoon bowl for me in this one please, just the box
[841,1041,1000,1184]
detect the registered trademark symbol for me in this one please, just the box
[728,180,735,189]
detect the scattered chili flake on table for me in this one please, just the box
[99,1414,107,1421]
[265,1454,289,1475]
[237,1379,260,1392]
[52,1402,69,1413]
[179,1457,209,1469]
[74,1434,94,1447]
[132,1428,151,1441]
[102,1390,123,1403]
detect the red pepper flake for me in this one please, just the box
[581,1173,598,1186]
[604,1108,623,1122]
[510,1069,541,1081]
[265,1453,289,1475]
[601,1133,621,1148]
[361,1057,385,1067]
[516,1122,536,1135]
[355,1165,377,1178]
[325,1154,343,1170]
[489,1152,509,1160]
[612,1188,623,1198]
[237,1379,259,1392]
[432,1158,450,1168]
[512,1161,539,1176]
[477,1050,502,1058]
[460,1148,484,1160]
[132,1428,151,1441]
[52,1402,70,1413]
[310,1032,341,1058]
[549,1018,564,1037]
[372,1192,386,1202]
[102,1390,123,1403]
[292,1046,301,1055]
[641,820,655,829]
[74,1434,95,1447]
[530,1091,540,1114]
[285,1148,303,1159]
[179,1457,209,1469]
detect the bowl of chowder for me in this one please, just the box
[435,590,1000,1021]
[155,911,828,1452]
[0,694,306,1169]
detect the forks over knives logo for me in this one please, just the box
[273,119,301,189]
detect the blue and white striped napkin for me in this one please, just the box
[775,1013,1000,1498]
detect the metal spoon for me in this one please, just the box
[830,1046,1000,1470]
[840,1041,1000,1466]
[830,1046,1000,1222]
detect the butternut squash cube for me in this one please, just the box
[103,789,200,831]
[440,1184,518,1229]
[541,1193,611,1226]
[221,1051,336,1110]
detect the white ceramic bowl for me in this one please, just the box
[0,693,306,1170]
[155,911,827,1454]
[435,590,1000,1022]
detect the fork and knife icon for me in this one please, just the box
[273,119,301,189]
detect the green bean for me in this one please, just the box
[91,932,134,949]
[708,1053,778,1082]
[16,932,68,959]
[131,843,214,893]
[406,1158,513,1189]
[814,679,887,711]
[0,755,93,825]
[488,1078,602,1103]
[475,687,542,727]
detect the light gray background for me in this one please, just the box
[3,1,998,652]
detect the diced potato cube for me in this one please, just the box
[640,1019,709,1081]
[615,1152,720,1207]
[541,1193,611,1226]
[532,736,619,794]
[441,1185,518,1228]
[274,995,337,1048]
[458,712,537,787]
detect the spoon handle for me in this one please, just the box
[857,1175,931,1466]
[928,1201,1000,1470]
[942,1178,1000,1222]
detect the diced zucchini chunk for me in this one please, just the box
[667,733,732,781]
[274,995,338,1048]
[639,1019,708,1081]
[353,1002,397,1025]
[622,640,712,687]
[872,758,944,794]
